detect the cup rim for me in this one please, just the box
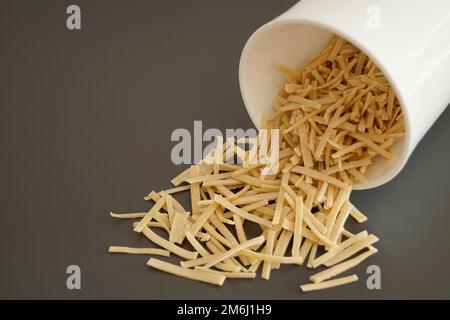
[239,18,412,190]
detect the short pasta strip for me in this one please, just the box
[108,246,170,256]
[301,274,358,292]
[147,258,225,286]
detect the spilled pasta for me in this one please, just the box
[109,35,404,292]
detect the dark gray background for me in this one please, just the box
[1,0,449,299]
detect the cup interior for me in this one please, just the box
[239,21,408,189]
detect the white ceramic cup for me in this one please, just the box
[239,0,450,189]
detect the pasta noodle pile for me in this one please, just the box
[109,35,404,292]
